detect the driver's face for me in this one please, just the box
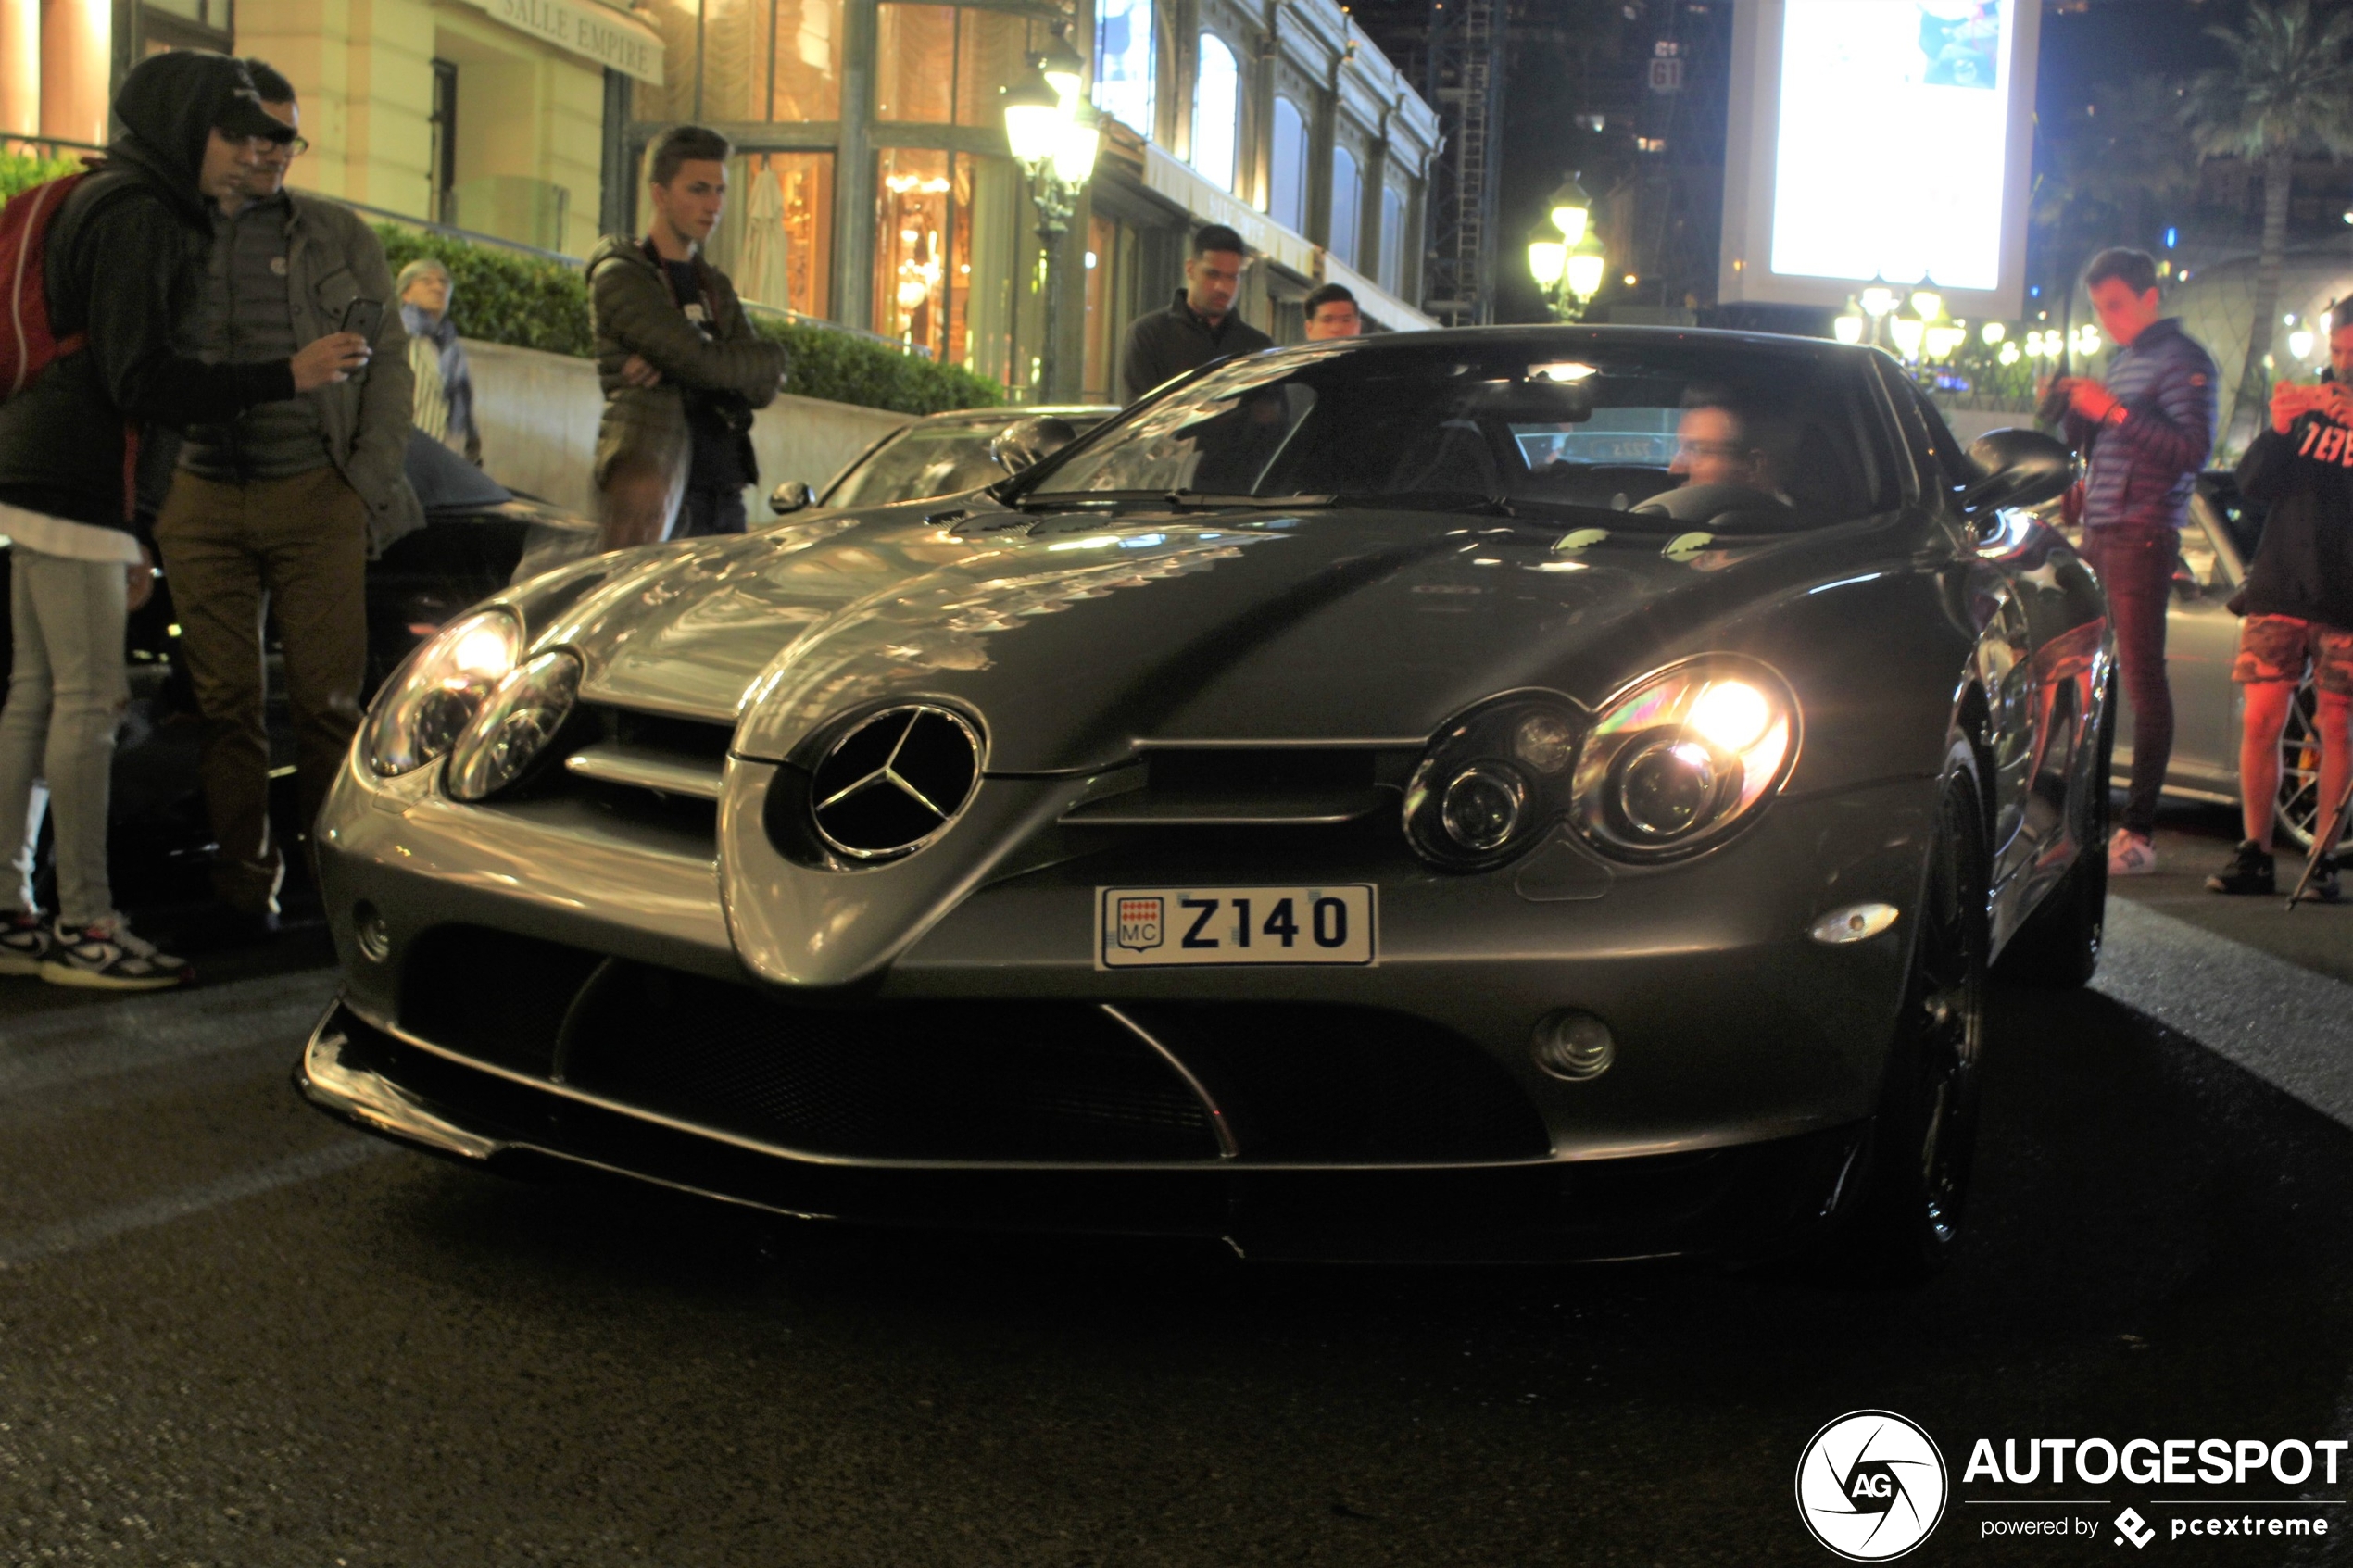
[1669,407,1759,488]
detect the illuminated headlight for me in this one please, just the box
[359,609,521,777]
[1403,695,1581,870]
[1572,658,1798,859]
[445,650,583,802]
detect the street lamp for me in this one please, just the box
[1002,47,1098,400]
[1832,299,1866,345]
[1548,174,1593,248]
[1526,220,1567,294]
[1980,320,2006,346]
[1565,233,1606,303]
[1889,299,1925,360]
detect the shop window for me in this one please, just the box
[1269,97,1307,233]
[874,148,978,363]
[1193,34,1239,192]
[1328,146,1361,267]
[637,0,842,123]
[716,152,835,320]
[876,5,1031,126]
[1093,0,1154,138]
[1378,184,1403,292]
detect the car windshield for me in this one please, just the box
[1029,340,1900,524]
[826,424,1013,508]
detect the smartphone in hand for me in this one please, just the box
[338,297,384,341]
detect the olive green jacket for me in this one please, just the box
[585,234,787,545]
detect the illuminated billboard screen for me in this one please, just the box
[1718,0,2038,320]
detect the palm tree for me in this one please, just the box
[2183,0,2353,444]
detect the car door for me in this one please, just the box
[2153,495,2246,799]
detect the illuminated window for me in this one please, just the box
[1328,145,1361,267]
[1094,0,1155,137]
[874,148,977,363]
[1193,33,1239,191]
[716,152,834,320]
[876,5,1029,125]
[1269,96,1309,232]
[637,0,843,122]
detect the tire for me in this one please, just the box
[1824,734,1990,1286]
[1994,677,2113,988]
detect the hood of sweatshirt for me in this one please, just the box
[105,53,275,224]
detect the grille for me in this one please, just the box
[400,925,606,1077]
[559,963,1219,1162]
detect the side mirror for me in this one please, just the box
[768,480,815,517]
[988,415,1078,476]
[1959,428,2073,515]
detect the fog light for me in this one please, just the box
[353,902,391,963]
[1532,1010,1615,1081]
[1809,902,1898,945]
[1442,764,1527,852]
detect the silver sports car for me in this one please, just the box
[299,327,2106,1276]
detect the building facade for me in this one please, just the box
[3,0,1439,401]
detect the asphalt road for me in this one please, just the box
[3,806,2352,1565]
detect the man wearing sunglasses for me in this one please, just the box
[150,58,421,949]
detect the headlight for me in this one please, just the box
[445,650,583,802]
[1571,658,1798,859]
[359,609,522,777]
[1403,695,1581,870]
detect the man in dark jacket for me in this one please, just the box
[2206,316,2353,900]
[1118,224,1273,403]
[151,58,418,943]
[2043,247,2219,876]
[588,123,787,549]
[0,53,359,988]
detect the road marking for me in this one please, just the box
[0,971,336,1101]
[2095,897,2353,1134]
[0,1139,390,1271]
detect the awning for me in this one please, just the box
[453,0,664,85]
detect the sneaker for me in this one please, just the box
[39,916,194,992]
[2297,851,2344,905]
[2108,828,2158,876]
[2206,840,2275,896]
[0,908,50,976]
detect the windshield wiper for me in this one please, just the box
[1018,489,1337,512]
[1330,490,1521,518]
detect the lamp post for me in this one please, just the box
[1526,173,1600,320]
[1001,25,1099,402]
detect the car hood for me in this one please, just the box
[544,502,1908,772]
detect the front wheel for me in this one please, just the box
[1824,735,1990,1286]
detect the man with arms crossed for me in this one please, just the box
[2208,314,2353,899]
[1119,225,1273,402]
[2044,247,2219,875]
[587,125,788,548]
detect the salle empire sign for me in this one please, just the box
[458,0,665,84]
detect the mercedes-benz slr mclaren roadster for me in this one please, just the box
[299,327,2109,1275]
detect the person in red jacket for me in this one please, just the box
[2208,315,2353,900]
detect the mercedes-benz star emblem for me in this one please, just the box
[808,705,983,860]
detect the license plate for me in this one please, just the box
[1096,885,1377,969]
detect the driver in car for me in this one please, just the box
[1668,391,1789,502]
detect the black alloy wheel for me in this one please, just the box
[1994,673,2113,988]
[1830,734,1990,1285]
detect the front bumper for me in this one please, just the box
[297,997,1867,1261]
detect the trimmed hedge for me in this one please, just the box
[374,225,1003,415]
[0,150,87,204]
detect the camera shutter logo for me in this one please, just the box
[1795,1410,1948,1561]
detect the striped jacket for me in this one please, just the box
[2063,316,2219,533]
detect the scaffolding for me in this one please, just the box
[1417,0,1506,326]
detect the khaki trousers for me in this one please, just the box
[155,466,368,913]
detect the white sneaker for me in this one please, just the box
[39,914,194,991]
[2108,828,2158,877]
[0,907,50,976]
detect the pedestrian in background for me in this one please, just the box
[2041,247,2219,876]
[396,258,482,465]
[1119,225,1273,402]
[2208,313,2353,900]
[1302,282,1362,341]
[586,124,787,549]
[0,54,355,988]
[150,59,419,947]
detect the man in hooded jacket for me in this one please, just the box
[0,53,365,986]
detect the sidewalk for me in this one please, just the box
[2114,802,2353,988]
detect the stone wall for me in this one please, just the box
[463,339,914,517]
